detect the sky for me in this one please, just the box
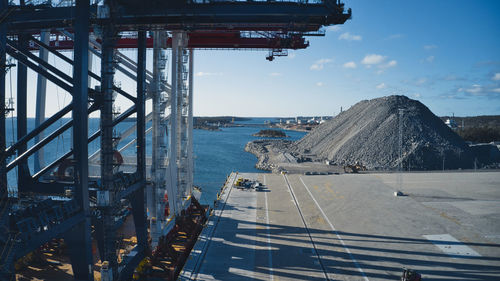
[5,0,500,118]
[192,0,500,117]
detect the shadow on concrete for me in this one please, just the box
[197,217,500,280]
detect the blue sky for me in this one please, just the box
[6,0,500,118]
[193,0,500,117]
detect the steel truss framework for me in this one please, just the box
[0,0,350,280]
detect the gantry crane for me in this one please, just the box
[0,0,351,280]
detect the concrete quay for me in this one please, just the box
[181,171,500,280]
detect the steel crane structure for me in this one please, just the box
[0,0,351,280]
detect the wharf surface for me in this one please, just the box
[181,171,500,280]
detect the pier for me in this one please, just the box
[182,171,500,280]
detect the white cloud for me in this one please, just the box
[195,72,223,77]
[269,72,282,77]
[361,54,386,65]
[361,54,397,73]
[316,82,324,87]
[426,55,435,63]
[376,83,387,89]
[493,73,500,81]
[310,58,333,71]
[327,25,341,32]
[343,61,357,69]
[385,60,398,68]
[413,93,422,98]
[339,32,362,41]
[467,84,482,94]
[424,44,437,50]
[377,60,398,73]
[316,58,332,64]
[459,84,483,95]
[456,84,500,98]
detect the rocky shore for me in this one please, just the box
[194,124,221,131]
[244,139,294,172]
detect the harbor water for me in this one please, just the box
[5,117,306,206]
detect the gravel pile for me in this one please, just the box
[291,95,474,170]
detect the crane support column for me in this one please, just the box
[187,49,194,197]
[150,31,169,247]
[97,21,120,279]
[65,0,94,280]
[0,0,12,279]
[177,44,190,203]
[0,0,7,198]
[169,31,189,215]
[132,30,148,251]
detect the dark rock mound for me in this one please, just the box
[253,129,287,138]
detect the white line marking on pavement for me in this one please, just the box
[284,175,330,281]
[299,176,369,281]
[423,234,481,257]
[263,175,274,281]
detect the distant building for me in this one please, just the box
[445,118,458,129]
[307,118,318,124]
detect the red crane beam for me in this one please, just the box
[27,31,309,51]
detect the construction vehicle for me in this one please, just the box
[343,162,367,173]
[401,268,422,281]
[235,178,260,189]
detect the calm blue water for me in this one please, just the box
[5,117,306,205]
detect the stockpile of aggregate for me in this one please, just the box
[291,95,474,170]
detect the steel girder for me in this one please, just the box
[8,37,138,104]
[5,103,98,173]
[34,30,50,172]
[16,33,30,187]
[4,34,138,177]
[32,104,137,183]
[25,32,311,50]
[5,1,351,33]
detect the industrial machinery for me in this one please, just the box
[344,162,367,173]
[0,0,350,280]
